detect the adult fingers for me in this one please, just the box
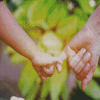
[81,53,99,91]
[81,70,94,91]
[76,63,90,81]
[74,52,91,74]
[59,45,76,61]
[68,48,86,69]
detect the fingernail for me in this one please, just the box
[71,60,77,68]
[57,63,62,73]
[85,63,90,70]
[82,48,86,53]
[76,76,80,80]
[49,65,54,71]
[82,80,87,91]
[86,52,91,58]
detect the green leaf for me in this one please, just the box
[4,46,28,64]
[10,53,28,64]
[77,0,94,14]
[26,83,40,100]
[93,65,100,77]
[28,27,42,40]
[27,1,49,29]
[77,20,86,31]
[78,80,100,99]
[4,46,15,55]
[61,82,69,100]
[11,0,23,7]
[47,3,67,29]
[40,79,50,100]
[74,8,88,22]
[50,61,67,100]
[21,0,36,10]
[18,61,38,96]
[45,0,57,15]
[74,8,88,31]
[13,7,30,32]
[37,31,63,56]
[56,15,78,41]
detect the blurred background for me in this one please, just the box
[0,0,100,100]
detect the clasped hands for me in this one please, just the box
[31,23,100,91]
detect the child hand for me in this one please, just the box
[30,52,63,81]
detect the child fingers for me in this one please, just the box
[43,65,54,76]
[38,72,47,81]
[53,57,63,65]
[76,63,90,80]
[68,48,86,69]
[34,65,41,72]
[74,52,91,74]
[42,70,53,77]
[56,63,62,73]
[41,75,47,81]
[59,51,67,61]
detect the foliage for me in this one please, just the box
[4,0,100,100]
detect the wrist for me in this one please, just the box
[87,5,100,36]
[29,48,42,60]
[83,21,100,41]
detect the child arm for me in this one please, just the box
[0,2,63,80]
[0,2,41,60]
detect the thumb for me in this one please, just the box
[56,63,62,73]
[57,46,76,73]
[67,45,76,57]
[52,57,63,73]
[59,45,76,61]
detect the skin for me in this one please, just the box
[60,5,100,91]
[0,2,63,80]
[1,0,100,92]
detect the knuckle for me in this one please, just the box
[85,63,91,71]
[76,76,82,81]
[77,54,82,59]
[93,65,97,70]
[68,60,74,69]
[77,49,85,58]
[74,68,79,74]
[82,57,87,63]
[80,61,85,67]
[91,64,97,70]
[43,67,54,76]
[87,79,91,84]
[74,62,85,74]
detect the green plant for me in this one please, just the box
[5,0,100,100]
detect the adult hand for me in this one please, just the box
[59,22,100,91]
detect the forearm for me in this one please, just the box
[0,2,41,60]
[61,5,100,60]
[87,5,100,34]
